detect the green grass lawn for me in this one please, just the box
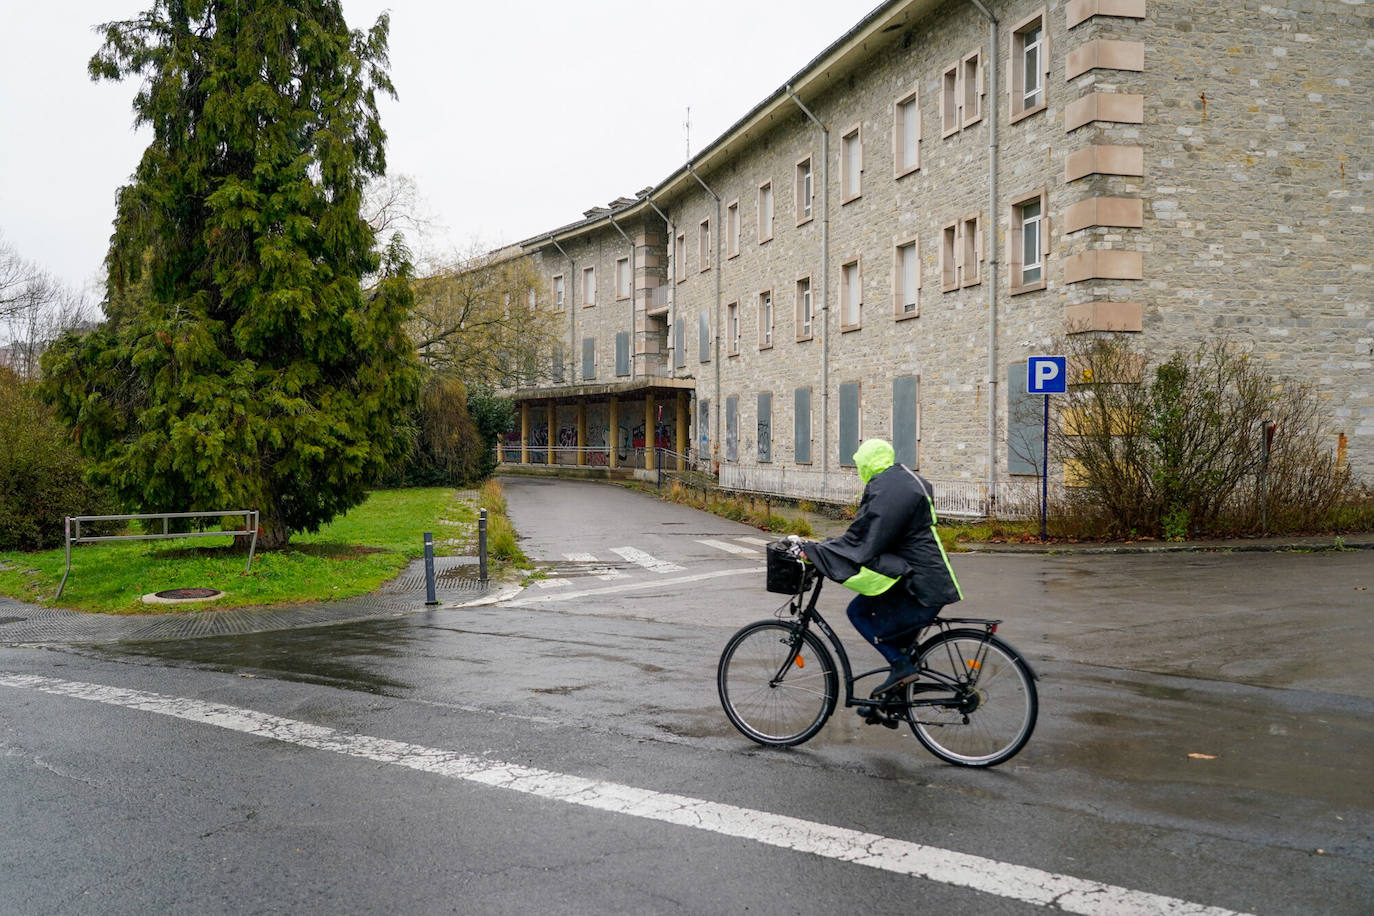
[0,488,473,614]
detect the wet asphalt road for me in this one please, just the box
[1,477,1371,915]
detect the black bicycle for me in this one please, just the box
[717,543,1038,767]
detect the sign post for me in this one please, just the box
[1027,356,1068,542]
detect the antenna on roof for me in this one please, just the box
[684,106,692,159]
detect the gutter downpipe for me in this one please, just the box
[548,236,576,385]
[638,193,677,375]
[969,0,1000,517]
[785,85,830,499]
[607,209,636,380]
[686,162,722,475]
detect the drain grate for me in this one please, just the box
[154,588,223,600]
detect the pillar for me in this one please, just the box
[547,400,557,466]
[676,394,688,470]
[577,401,587,467]
[609,396,619,469]
[645,393,656,471]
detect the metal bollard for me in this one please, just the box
[478,509,488,584]
[423,532,438,606]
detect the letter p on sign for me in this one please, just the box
[1027,356,1068,394]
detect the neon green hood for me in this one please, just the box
[854,438,895,484]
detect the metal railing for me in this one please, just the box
[57,510,259,599]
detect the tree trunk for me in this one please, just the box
[256,516,290,550]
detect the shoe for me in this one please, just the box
[871,660,919,697]
[855,705,901,729]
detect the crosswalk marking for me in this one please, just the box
[563,553,627,580]
[695,538,759,556]
[736,536,773,547]
[608,546,685,573]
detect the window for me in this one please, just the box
[726,201,740,258]
[528,288,537,312]
[582,266,596,306]
[758,181,774,242]
[552,343,565,383]
[757,392,772,463]
[699,219,712,272]
[1011,12,1048,123]
[838,382,861,467]
[894,91,920,176]
[961,214,982,287]
[616,257,630,300]
[941,64,960,136]
[581,337,596,380]
[727,301,740,355]
[615,331,630,376]
[962,51,983,127]
[698,311,710,363]
[673,316,686,369]
[795,156,813,224]
[940,222,959,291]
[840,258,861,329]
[553,274,565,309]
[841,126,862,202]
[725,395,739,462]
[674,232,687,282]
[1010,189,1047,293]
[1007,362,1042,475]
[758,290,773,349]
[893,375,919,469]
[794,387,812,464]
[698,398,710,457]
[796,276,813,340]
[894,238,919,317]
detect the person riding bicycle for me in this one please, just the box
[801,438,962,697]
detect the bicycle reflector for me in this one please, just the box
[966,659,982,670]
[795,655,805,668]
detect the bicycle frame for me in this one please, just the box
[775,572,1019,713]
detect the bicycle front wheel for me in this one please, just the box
[906,629,1038,767]
[718,620,838,747]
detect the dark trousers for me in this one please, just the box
[846,589,942,667]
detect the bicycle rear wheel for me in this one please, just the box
[718,620,838,747]
[906,629,1037,767]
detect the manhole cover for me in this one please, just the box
[154,588,223,600]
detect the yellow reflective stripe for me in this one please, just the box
[842,566,900,596]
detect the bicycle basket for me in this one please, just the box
[765,541,805,594]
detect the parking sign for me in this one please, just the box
[1027,356,1067,395]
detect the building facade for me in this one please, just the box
[497,0,1372,515]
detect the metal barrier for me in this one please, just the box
[57,510,259,599]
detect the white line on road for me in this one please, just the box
[514,566,762,603]
[608,546,686,573]
[534,578,571,589]
[695,538,759,556]
[0,674,1250,916]
[562,553,627,580]
[736,536,773,547]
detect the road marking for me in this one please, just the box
[0,673,1251,916]
[608,546,686,573]
[515,566,762,603]
[695,538,759,556]
[562,553,627,580]
[736,536,773,547]
[534,578,571,589]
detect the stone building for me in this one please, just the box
[494,0,1372,515]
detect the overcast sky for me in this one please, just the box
[1,1,881,294]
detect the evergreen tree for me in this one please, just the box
[43,0,418,549]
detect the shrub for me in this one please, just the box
[1047,337,1360,538]
[0,369,114,550]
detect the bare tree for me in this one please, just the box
[0,233,98,377]
[409,246,562,389]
